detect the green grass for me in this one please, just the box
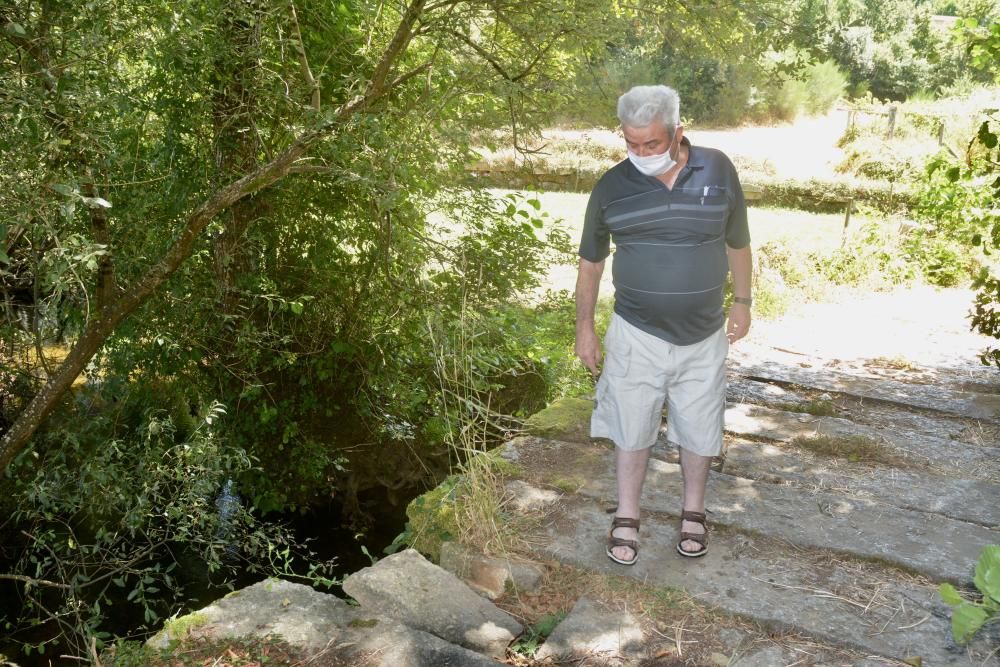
[790,434,907,466]
[774,399,838,416]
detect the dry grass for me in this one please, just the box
[774,399,838,417]
[494,559,880,666]
[790,433,908,467]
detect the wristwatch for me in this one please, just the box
[733,296,752,306]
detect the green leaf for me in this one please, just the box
[973,545,1000,604]
[951,603,988,644]
[82,196,113,209]
[5,22,27,37]
[939,583,963,606]
[290,301,304,315]
[978,122,998,149]
[945,166,961,182]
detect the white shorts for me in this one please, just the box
[590,314,728,455]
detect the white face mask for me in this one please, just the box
[627,148,676,176]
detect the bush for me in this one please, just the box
[803,60,848,115]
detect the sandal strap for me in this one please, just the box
[680,510,706,524]
[607,536,638,550]
[679,531,707,546]
[610,516,640,530]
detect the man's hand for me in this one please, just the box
[726,303,751,343]
[575,326,602,377]
[575,257,606,376]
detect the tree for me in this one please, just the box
[0,0,609,476]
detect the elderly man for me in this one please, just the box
[575,85,752,565]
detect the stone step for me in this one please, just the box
[532,493,998,665]
[718,439,1000,528]
[727,375,981,443]
[723,403,1000,482]
[507,437,994,584]
[730,361,1000,421]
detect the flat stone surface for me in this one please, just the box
[343,548,523,658]
[147,578,504,666]
[729,360,1000,421]
[724,403,1000,481]
[729,374,1000,450]
[719,440,1000,528]
[536,495,998,666]
[439,541,544,599]
[512,438,993,584]
[534,596,645,664]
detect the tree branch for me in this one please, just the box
[0,573,72,589]
[0,17,429,473]
[287,0,320,111]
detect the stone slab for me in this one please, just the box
[730,360,1000,421]
[537,496,997,666]
[439,541,544,599]
[720,440,1000,528]
[724,403,1000,481]
[343,548,523,659]
[147,578,504,666]
[535,596,645,664]
[504,479,561,514]
[512,438,994,584]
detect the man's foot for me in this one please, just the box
[677,510,707,558]
[607,516,640,565]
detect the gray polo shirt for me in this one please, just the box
[579,138,750,345]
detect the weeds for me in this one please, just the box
[774,400,838,416]
[790,434,907,466]
[509,611,567,657]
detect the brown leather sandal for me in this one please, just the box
[606,516,640,565]
[677,510,708,558]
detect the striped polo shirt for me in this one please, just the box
[579,138,750,345]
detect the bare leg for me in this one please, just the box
[679,447,712,553]
[611,446,652,561]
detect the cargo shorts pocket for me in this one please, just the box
[602,338,631,378]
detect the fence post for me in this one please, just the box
[842,198,854,245]
[937,120,945,146]
[886,106,897,139]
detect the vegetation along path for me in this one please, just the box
[502,284,999,665]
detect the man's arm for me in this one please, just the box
[726,244,752,343]
[575,257,605,375]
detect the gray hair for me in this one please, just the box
[617,85,680,131]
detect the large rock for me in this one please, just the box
[439,541,544,599]
[146,578,504,666]
[534,596,645,664]
[343,548,523,659]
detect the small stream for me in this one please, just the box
[0,479,422,666]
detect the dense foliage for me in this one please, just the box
[555,0,999,127]
[0,0,592,656]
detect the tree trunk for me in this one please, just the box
[0,0,431,472]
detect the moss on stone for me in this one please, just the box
[153,611,210,648]
[348,617,379,628]
[549,475,585,493]
[405,475,461,562]
[524,397,593,442]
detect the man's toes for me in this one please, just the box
[614,545,635,561]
